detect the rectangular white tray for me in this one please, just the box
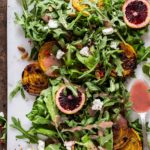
[7,0,150,149]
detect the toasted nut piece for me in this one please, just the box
[22,63,49,96]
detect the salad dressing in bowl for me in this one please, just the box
[130,79,150,150]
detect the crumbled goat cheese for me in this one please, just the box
[56,50,65,59]
[92,99,103,111]
[102,27,114,35]
[79,46,90,57]
[64,141,75,150]
[0,112,4,117]
[110,41,118,49]
[48,19,59,29]
[38,140,45,150]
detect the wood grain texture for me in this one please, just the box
[0,0,7,149]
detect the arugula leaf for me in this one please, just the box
[10,117,38,143]
[9,82,25,100]
[76,52,97,69]
[42,87,60,126]
[98,129,113,150]
[36,128,57,137]
[45,144,61,150]
[142,62,150,78]
[140,47,150,61]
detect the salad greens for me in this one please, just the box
[11,0,150,149]
[143,62,150,78]
[0,114,7,144]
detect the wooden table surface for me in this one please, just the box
[0,0,7,149]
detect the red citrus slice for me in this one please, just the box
[55,85,85,114]
[122,0,150,29]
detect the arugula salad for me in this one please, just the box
[10,0,150,149]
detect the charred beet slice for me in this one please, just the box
[55,85,85,114]
[120,53,137,70]
[125,1,148,24]
[59,88,82,111]
[22,63,49,96]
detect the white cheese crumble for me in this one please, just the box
[110,41,118,49]
[38,140,45,150]
[92,99,103,111]
[0,112,4,117]
[64,141,75,150]
[48,19,59,29]
[102,27,114,35]
[79,46,90,57]
[56,50,65,59]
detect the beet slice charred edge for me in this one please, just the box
[22,63,49,96]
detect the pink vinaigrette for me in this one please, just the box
[130,80,150,113]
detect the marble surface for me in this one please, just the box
[7,0,150,149]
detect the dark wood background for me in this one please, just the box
[0,0,7,149]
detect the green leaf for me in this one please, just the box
[114,58,123,77]
[76,52,96,69]
[98,129,113,150]
[36,128,57,137]
[31,116,50,125]
[42,88,60,126]
[9,82,25,100]
[45,144,61,150]
[142,62,150,78]
[10,117,38,143]
[138,47,150,62]
[85,82,100,92]
[66,85,78,97]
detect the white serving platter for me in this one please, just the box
[7,0,150,149]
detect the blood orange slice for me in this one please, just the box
[55,85,85,115]
[122,0,150,29]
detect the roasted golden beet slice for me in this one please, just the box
[114,128,142,150]
[22,63,49,96]
[38,42,61,77]
[72,0,103,15]
[120,42,136,58]
[111,42,137,77]
[120,42,137,77]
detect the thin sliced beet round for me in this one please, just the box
[125,1,148,24]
